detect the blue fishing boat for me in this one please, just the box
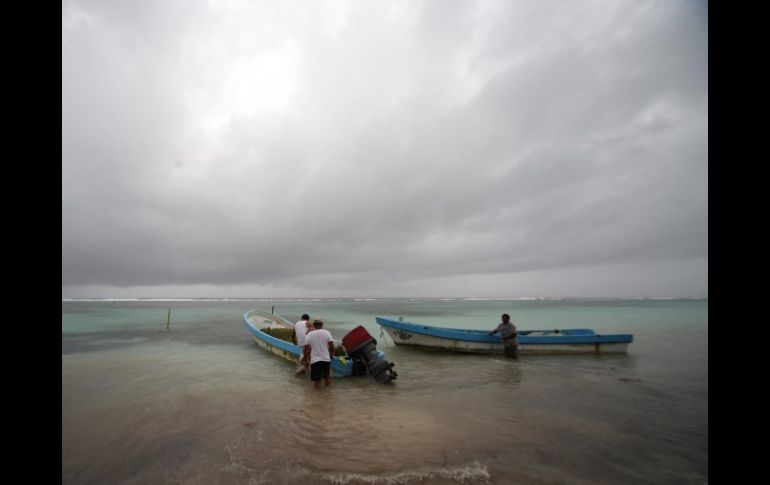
[375,316,633,354]
[243,310,397,383]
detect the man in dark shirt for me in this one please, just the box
[490,313,518,359]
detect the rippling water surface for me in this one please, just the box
[62,299,707,484]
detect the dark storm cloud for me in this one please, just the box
[62,0,707,298]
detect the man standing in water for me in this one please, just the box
[292,314,312,346]
[292,314,314,375]
[490,313,518,359]
[303,319,335,389]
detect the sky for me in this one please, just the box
[62,0,708,299]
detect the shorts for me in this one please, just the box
[310,361,331,381]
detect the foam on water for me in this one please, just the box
[323,462,490,484]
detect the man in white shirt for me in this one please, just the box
[303,319,335,389]
[292,314,313,375]
[292,314,312,347]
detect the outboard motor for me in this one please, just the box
[342,325,397,383]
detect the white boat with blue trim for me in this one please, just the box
[375,316,633,354]
[243,310,397,383]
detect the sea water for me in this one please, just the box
[62,298,708,484]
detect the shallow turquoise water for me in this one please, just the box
[62,298,707,484]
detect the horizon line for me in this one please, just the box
[62,296,708,301]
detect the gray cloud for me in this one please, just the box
[62,0,708,298]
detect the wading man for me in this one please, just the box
[292,313,313,375]
[303,319,335,389]
[489,313,518,359]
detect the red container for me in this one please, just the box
[342,325,374,353]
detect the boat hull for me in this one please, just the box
[376,317,632,354]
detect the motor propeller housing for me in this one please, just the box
[342,325,397,383]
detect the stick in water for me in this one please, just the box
[166,308,171,331]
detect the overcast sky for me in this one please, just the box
[62,0,708,299]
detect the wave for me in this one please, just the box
[323,461,490,484]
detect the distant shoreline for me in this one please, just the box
[62,296,708,302]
